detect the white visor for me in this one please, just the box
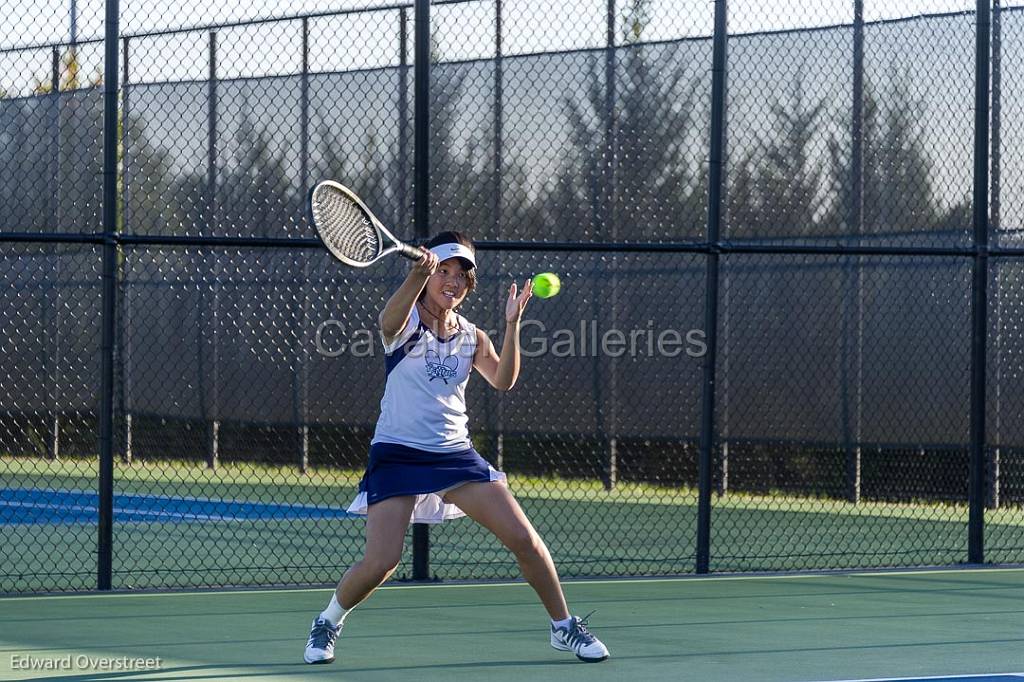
[429,243,476,270]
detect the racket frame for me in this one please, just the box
[308,180,421,268]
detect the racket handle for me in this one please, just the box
[397,242,423,260]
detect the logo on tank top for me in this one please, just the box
[425,350,459,384]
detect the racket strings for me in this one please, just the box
[314,188,382,264]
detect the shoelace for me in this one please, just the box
[309,619,338,649]
[567,610,598,645]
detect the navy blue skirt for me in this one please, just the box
[353,442,502,510]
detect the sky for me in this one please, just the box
[0,0,1006,94]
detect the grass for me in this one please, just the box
[3,455,1024,592]
[1,455,1015,520]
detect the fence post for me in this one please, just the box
[297,17,311,474]
[988,0,1002,510]
[843,0,865,504]
[207,31,217,218]
[411,0,431,581]
[717,271,728,497]
[47,46,62,462]
[203,30,220,469]
[119,35,132,465]
[493,0,503,256]
[602,0,619,491]
[968,0,991,563]
[98,0,122,591]
[398,8,409,230]
[300,18,309,198]
[491,0,505,470]
[697,0,728,575]
[51,44,59,225]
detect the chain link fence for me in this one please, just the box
[2,0,1023,592]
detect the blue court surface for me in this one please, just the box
[0,487,354,524]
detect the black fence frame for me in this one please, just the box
[1,0,1020,590]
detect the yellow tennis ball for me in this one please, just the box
[532,272,561,299]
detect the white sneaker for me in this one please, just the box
[550,613,610,662]
[303,616,341,664]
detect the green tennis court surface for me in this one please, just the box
[2,569,1023,681]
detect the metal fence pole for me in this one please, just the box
[968,0,991,564]
[51,45,59,229]
[48,46,61,462]
[204,30,220,469]
[300,19,309,199]
[844,0,865,504]
[491,0,505,470]
[603,0,618,491]
[493,0,502,258]
[718,271,728,497]
[988,0,1002,510]
[98,0,122,591]
[207,30,217,230]
[697,0,728,575]
[297,17,311,474]
[399,8,409,231]
[411,0,431,581]
[119,35,132,465]
[53,44,66,464]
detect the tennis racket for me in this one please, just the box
[308,180,422,268]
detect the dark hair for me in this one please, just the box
[421,231,477,295]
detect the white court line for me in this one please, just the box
[0,487,349,512]
[4,567,1024,601]
[807,673,1024,682]
[2,497,352,518]
[1,500,238,522]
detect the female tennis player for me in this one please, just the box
[303,231,609,665]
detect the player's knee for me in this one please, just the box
[505,529,542,559]
[363,553,401,580]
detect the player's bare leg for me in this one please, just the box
[443,481,610,662]
[304,496,415,664]
[338,496,415,608]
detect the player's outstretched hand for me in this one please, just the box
[505,279,533,324]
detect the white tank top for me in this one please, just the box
[372,305,478,452]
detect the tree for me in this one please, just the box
[30,48,104,95]
[426,37,545,242]
[827,77,968,237]
[170,107,295,238]
[0,49,106,234]
[622,0,652,43]
[0,48,180,236]
[314,119,405,233]
[727,75,828,238]
[121,112,178,234]
[219,110,294,237]
[543,0,707,241]
[429,61,498,239]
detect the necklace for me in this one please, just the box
[418,301,458,334]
